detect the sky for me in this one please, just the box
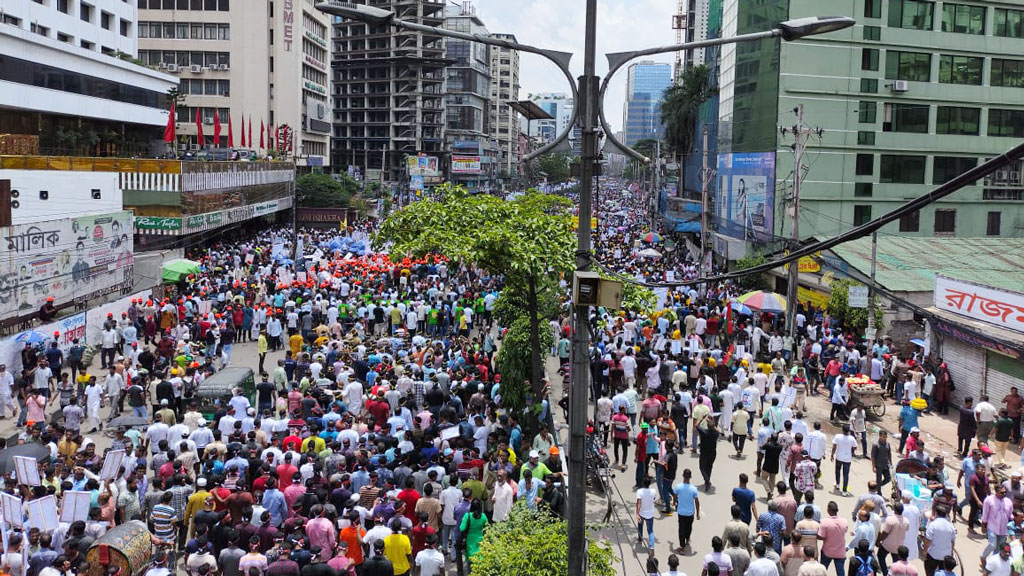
[464,0,679,135]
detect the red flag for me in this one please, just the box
[227,114,234,148]
[195,108,205,148]
[240,114,245,148]
[213,109,221,146]
[248,117,253,148]
[163,100,176,143]
[259,120,265,149]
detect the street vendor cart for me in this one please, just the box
[85,521,153,576]
[847,374,885,417]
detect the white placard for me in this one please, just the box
[848,286,869,309]
[13,456,40,487]
[99,450,126,481]
[59,491,92,524]
[297,272,308,283]
[782,387,798,408]
[1,493,23,529]
[440,426,460,442]
[26,495,59,533]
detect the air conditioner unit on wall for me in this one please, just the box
[157,63,168,70]
[891,80,909,92]
[167,63,178,72]
[190,64,203,73]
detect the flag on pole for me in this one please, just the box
[195,109,205,148]
[274,126,280,150]
[240,114,245,148]
[163,100,176,143]
[248,117,253,148]
[213,109,221,146]
[227,114,234,147]
[259,120,265,149]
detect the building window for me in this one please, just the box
[862,48,879,71]
[933,156,978,184]
[885,51,931,81]
[854,205,873,226]
[883,103,928,133]
[858,101,877,123]
[991,59,1024,88]
[880,154,926,183]
[856,154,874,176]
[939,55,982,85]
[934,209,956,234]
[860,79,879,93]
[994,8,1024,38]
[177,0,188,8]
[58,0,69,14]
[865,0,882,18]
[989,109,1024,138]
[857,131,876,145]
[57,32,70,43]
[936,106,980,135]
[899,210,920,232]
[120,19,130,37]
[100,11,111,30]
[888,0,934,30]
[30,23,50,37]
[855,182,874,197]
[863,25,882,40]
[80,3,92,22]
[941,3,985,34]
[987,211,1002,236]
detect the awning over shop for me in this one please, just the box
[927,306,1024,362]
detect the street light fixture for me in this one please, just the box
[317,3,855,576]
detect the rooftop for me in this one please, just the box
[829,236,1024,293]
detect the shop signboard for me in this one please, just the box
[934,275,1024,334]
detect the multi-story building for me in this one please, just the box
[522,92,574,146]
[444,2,496,192]
[331,0,446,183]
[489,33,520,184]
[0,0,176,156]
[674,0,710,75]
[709,0,1024,258]
[137,0,332,167]
[623,61,672,147]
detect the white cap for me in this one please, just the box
[197,478,207,487]
[529,450,539,459]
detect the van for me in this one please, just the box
[195,366,255,420]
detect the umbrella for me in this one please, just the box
[909,338,926,347]
[14,331,47,346]
[278,258,294,266]
[643,232,662,243]
[736,290,788,313]
[0,444,50,475]
[161,258,201,283]
[730,301,752,315]
[638,248,662,258]
[107,415,149,429]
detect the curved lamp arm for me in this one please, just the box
[316,1,578,161]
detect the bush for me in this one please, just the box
[471,505,616,576]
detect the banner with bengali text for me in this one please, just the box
[934,275,1024,334]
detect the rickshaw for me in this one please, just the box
[195,366,255,420]
[889,457,964,576]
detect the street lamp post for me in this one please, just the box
[315,4,854,576]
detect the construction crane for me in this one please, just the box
[672,0,687,79]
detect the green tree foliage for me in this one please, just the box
[534,153,573,183]
[827,279,884,333]
[734,253,769,292]
[471,505,616,576]
[633,139,660,160]
[495,316,555,413]
[374,182,575,401]
[296,173,358,208]
[661,64,717,189]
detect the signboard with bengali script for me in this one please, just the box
[934,275,1024,334]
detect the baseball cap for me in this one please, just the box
[528,450,539,459]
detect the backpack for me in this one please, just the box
[854,555,876,576]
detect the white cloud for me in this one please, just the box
[469,0,678,134]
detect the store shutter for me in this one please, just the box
[941,337,985,406]
[986,350,1024,407]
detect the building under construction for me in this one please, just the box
[331,0,448,183]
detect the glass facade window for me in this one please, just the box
[989,109,1024,137]
[862,48,879,71]
[856,153,874,175]
[865,0,882,18]
[858,101,877,123]
[888,0,934,30]
[991,59,1024,88]
[864,26,882,40]
[857,131,876,145]
[941,3,985,34]
[936,106,980,135]
[860,79,879,93]
[855,182,874,197]
[994,8,1024,38]
[0,54,167,109]
[933,156,978,184]
[884,103,928,133]
[934,209,956,234]
[939,55,982,85]
[885,51,931,81]
[880,154,926,183]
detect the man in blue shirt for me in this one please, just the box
[672,469,700,551]
[898,399,920,453]
[262,477,288,527]
[732,472,758,524]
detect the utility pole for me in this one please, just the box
[785,104,805,340]
[567,1,598,575]
[700,126,710,274]
[866,230,878,348]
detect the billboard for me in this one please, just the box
[406,156,439,177]
[452,155,482,174]
[1,211,134,321]
[715,152,775,242]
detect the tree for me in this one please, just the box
[534,153,573,183]
[734,253,769,292]
[826,279,884,334]
[471,505,616,576]
[661,64,717,193]
[296,173,358,208]
[374,182,575,405]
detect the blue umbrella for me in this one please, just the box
[730,301,752,315]
[14,331,47,346]
[278,258,294,266]
[909,338,926,347]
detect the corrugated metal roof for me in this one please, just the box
[829,237,1024,293]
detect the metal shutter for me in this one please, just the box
[941,337,985,406]
[986,350,1024,406]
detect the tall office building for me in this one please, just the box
[522,92,574,146]
[444,2,495,191]
[489,33,520,183]
[331,0,447,182]
[623,61,672,146]
[137,0,332,167]
[0,0,176,156]
[674,0,710,76]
